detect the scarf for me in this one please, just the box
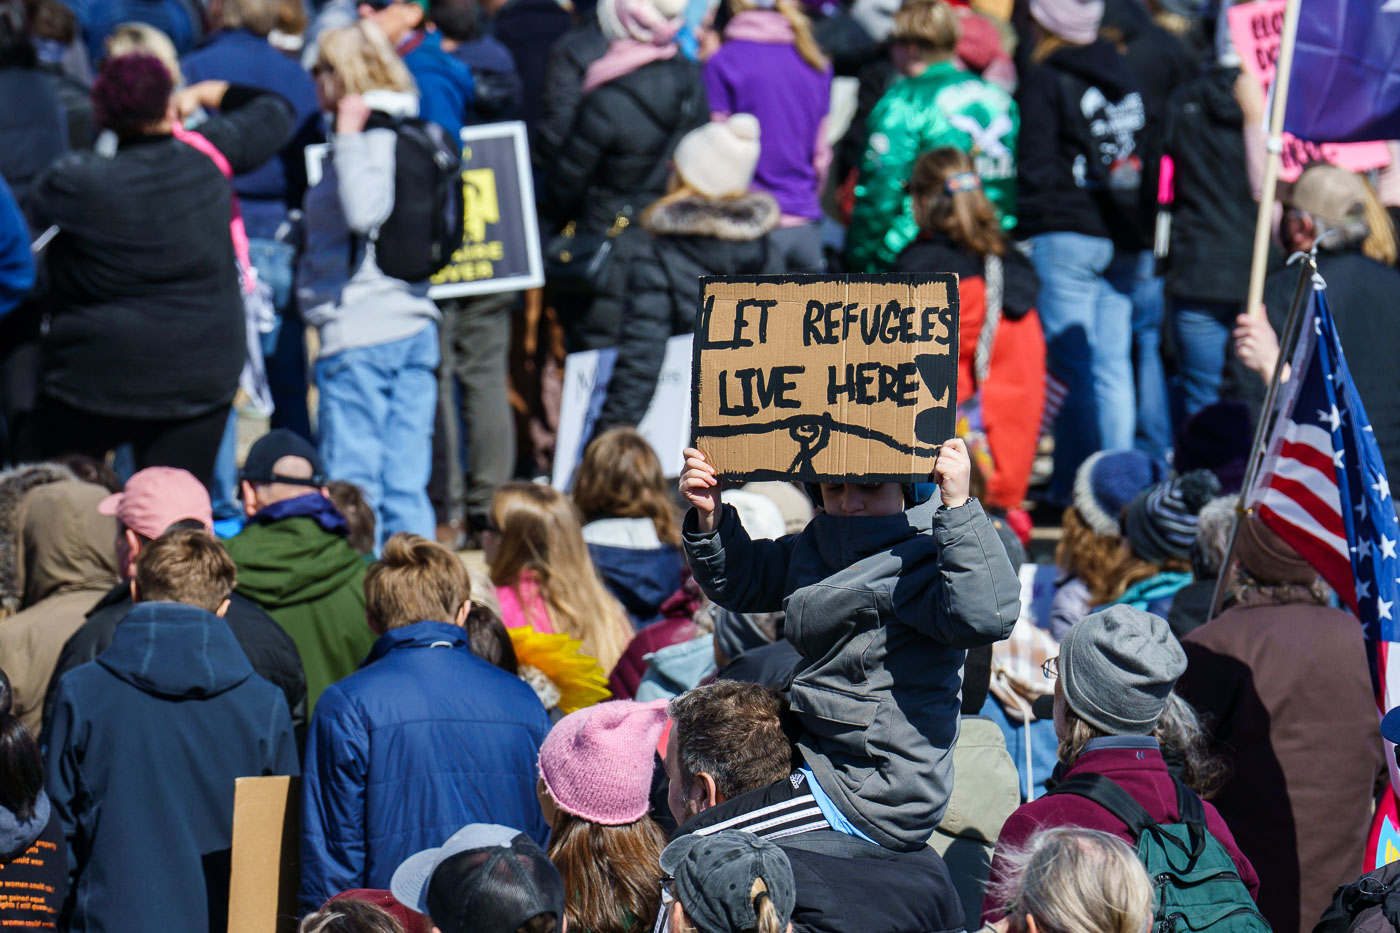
[723,9,796,44]
[252,492,350,536]
[581,39,678,94]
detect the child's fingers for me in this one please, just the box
[683,456,716,476]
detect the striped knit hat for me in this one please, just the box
[1122,470,1222,564]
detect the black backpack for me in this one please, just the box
[1314,861,1400,933]
[364,113,464,283]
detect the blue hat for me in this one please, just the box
[1072,450,1165,537]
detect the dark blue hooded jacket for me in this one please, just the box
[582,517,685,628]
[298,621,550,914]
[44,601,299,933]
[401,30,475,146]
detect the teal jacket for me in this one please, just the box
[845,61,1018,273]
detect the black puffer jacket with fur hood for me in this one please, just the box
[594,191,780,432]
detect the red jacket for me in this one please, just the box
[982,743,1261,923]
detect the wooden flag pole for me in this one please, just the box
[1243,0,1305,319]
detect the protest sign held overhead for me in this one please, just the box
[691,275,959,483]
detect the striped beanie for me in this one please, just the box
[1123,470,1222,564]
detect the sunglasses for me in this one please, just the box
[1041,656,1059,680]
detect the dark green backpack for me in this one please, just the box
[1046,774,1272,933]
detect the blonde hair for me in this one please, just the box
[908,147,1006,258]
[1361,174,1399,266]
[220,0,280,37]
[106,22,183,85]
[488,482,634,671]
[316,20,416,96]
[994,827,1154,933]
[364,533,472,631]
[572,428,680,548]
[891,0,961,55]
[729,0,827,71]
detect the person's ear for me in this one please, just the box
[454,599,471,627]
[1025,914,1040,933]
[357,1,376,16]
[215,598,231,618]
[129,578,140,604]
[671,901,687,931]
[241,481,258,518]
[405,2,424,27]
[699,771,720,808]
[123,527,143,575]
[320,485,331,499]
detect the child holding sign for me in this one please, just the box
[678,440,1020,852]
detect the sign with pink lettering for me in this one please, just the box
[1228,0,1391,182]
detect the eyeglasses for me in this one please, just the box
[1041,656,1059,680]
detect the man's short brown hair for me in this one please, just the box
[134,528,237,612]
[364,533,472,631]
[668,681,793,801]
[891,0,961,53]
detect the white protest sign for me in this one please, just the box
[552,334,694,491]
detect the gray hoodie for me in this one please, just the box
[683,497,1021,852]
[298,89,439,358]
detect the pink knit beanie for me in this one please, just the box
[538,700,669,825]
[1029,0,1103,45]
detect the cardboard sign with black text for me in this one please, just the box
[691,275,959,482]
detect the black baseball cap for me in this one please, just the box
[240,429,326,487]
[391,824,564,933]
[660,831,796,933]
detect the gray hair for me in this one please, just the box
[1191,495,1238,578]
[992,827,1154,933]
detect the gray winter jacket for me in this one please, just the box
[683,498,1021,852]
[297,89,439,359]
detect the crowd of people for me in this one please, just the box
[2,0,1400,929]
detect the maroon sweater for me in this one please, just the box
[982,742,1261,923]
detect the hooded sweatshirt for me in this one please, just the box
[582,517,685,627]
[0,790,68,930]
[297,89,440,360]
[45,601,299,933]
[0,481,117,734]
[1014,38,1148,243]
[225,495,375,712]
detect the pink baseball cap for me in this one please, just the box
[98,467,214,539]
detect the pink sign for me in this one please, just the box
[1229,0,1391,182]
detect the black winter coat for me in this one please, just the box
[28,87,294,420]
[1162,65,1256,304]
[1013,38,1147,243]
[532,20,609,175]
[542,57,707,234]
[41,583,309,747]
[593,192,780,432]
[0,67,69,203]
[493,0,575,129]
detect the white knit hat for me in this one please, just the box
[597,0,688,43]
[673,114,762,199]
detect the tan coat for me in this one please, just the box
[0,481,117,734]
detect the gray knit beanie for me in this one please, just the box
[1059,605,1187,735]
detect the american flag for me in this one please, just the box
[1247,283,1400,869]
[1248,285,1399,633]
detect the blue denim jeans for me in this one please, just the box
[1030,232,1138,504]
[316,324,440,547]
[1130,250,1171,469]
[1170,297,1237,419]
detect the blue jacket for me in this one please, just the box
[583,518,685,628]
[44,602,299,933]
[299,621,550,913]
[402,30,474,146]
[0,175,34,318]
[182,29,324,239]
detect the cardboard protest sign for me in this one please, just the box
[552,334,693,490]
[304,121,543,299]
[692,275,959,483]
[228,776,300,933]
[1229,0,1391,182]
